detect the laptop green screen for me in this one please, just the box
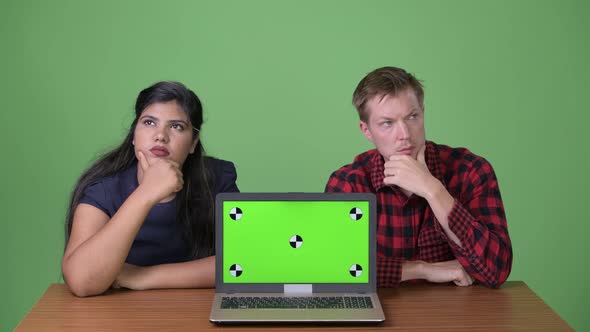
[222,200,369,284]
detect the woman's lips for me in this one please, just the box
[150,146,170,157]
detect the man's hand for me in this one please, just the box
[112,263,151,290]
[383,145,440,197]
[421,260,474,286]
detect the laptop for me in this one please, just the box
[209,192,385,323]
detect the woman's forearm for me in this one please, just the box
[62,189,156,296]
[118,256,216,290]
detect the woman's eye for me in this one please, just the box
[143,119,155,126]
[171,123,185,131]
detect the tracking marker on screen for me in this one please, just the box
[289,235,303,248]
[229,207,243,221]
[349,207,363,221]
[229,264,243,277]
[349,264,363,277]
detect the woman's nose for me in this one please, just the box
[154,129,169,143]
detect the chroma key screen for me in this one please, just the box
[222,200,369,284]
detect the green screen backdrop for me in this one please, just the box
[1,0,588,331]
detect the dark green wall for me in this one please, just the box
[1,0,588,330]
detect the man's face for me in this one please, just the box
[360,89,425,160]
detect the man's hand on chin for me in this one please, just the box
[383,145,441,198]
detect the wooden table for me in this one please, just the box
[16,281,572,331]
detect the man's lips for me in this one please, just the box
[150,146,170,157]
[397,147,414,154]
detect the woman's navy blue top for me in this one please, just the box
[79,158,239,266]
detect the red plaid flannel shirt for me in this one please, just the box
[325,141,512,288]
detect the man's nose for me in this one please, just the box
[397,121,410,140]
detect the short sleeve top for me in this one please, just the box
[78,158,239,266]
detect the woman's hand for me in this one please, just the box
[112,263,150,290]
[136,151,184,203]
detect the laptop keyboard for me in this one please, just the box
[221,296,374,309]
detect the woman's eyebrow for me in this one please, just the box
[139,114,189,125]
[139,114,158,121]
[168,119,189,125]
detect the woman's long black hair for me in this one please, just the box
[65,81,215,258]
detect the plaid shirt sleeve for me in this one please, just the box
[325,168,404,287]
[440,158,513,288]
[375,257,404,287]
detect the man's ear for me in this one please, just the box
[190,136,199,154]
[359,121,373,143]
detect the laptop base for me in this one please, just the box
[210,292,385,324]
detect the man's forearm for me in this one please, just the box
[400,261,424,281]
[424,180,462,247]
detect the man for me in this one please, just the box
[325,67,512,288]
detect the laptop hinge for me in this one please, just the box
[284,284,312,295]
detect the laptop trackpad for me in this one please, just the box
[284,284,312,294]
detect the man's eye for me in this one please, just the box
[382,121,392,127]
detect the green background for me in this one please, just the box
[1,0,588,330]
[223,201,369,283]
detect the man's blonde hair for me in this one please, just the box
[352,66,424,122]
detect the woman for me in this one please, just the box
[62,81,238,297]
